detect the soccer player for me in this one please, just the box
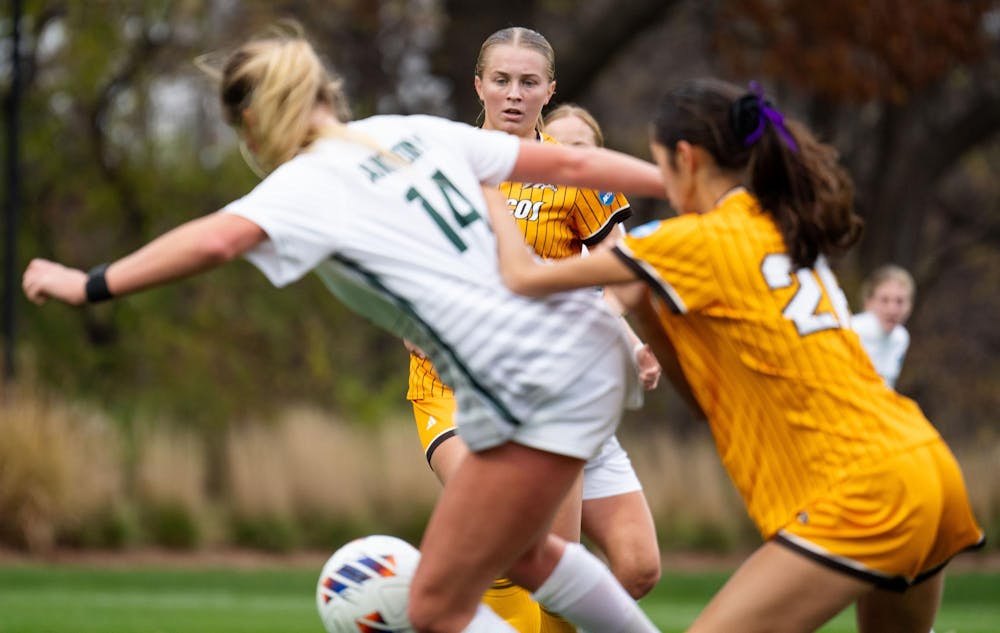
[543,104,605,149]
[406,28,661,632]
[851,264,915,388]
[486,77,984,633]
[21,27,666,633]
[543,101,662,598]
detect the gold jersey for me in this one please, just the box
[615,188,941,538]
[407,134,630,400]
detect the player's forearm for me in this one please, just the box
[483,186,544,295]
[511,143,666,200]
[485,185,641,296]
[606,280,651,317]
[105,212,265,298]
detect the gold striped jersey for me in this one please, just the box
[613,188,941,538]
[408,133,631,400]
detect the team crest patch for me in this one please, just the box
[629,220,661,238]
[599,191,615,205]
[522,183,558,192]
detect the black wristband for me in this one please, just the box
[85,263,114,303]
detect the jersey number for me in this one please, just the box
[509,198,543,221]
[406,170,481,252]
[761,254,851,336]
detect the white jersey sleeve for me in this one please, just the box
[407,115,519,186]
[223,154,346,287]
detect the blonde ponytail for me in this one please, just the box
[203,25,351,175]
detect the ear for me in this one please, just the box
[474,75,485,103]
[544,80,556,105]
[674,140,696,173]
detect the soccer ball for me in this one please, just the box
[316,534,421,633]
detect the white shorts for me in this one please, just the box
[455,336,636,461]
[583,435,643,500]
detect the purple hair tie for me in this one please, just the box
[742,81,798,153]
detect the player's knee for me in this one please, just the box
[614,555,661,599]
[623,566,661,599]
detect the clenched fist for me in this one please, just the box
[22,258,87,306]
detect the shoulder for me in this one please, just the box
[851,312,879,336]
[699,189,785,253]
[707,188,764,224]
[891,324,910,346]
[349,114,456,138]
[347,114,402,132]
[255,150,327,189]
[385,114,479,136]
[404,116,517,153]
[623,213,702,251]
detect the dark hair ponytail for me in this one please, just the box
[653,79,862,269]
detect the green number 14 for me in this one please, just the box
[406,170,482,252]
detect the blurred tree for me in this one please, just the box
[2,0,997,445]
[436,0,681,124]
[714,0,1000,273]
[4,1,408,439]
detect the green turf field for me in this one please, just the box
[0,563,996,632]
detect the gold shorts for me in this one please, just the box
[411,395,458,463]
[776,439,984,591]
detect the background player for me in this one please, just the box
[851,264,915,388]
[543,100,662,603]
[543,104,604,148]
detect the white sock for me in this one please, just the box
[531,542,660,633]
[459,603,519,632]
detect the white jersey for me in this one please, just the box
[851,311,910,388]
[223,115,639,454]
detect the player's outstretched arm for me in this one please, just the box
[22,212,267,306]
[483,186,638,297]
[509,142,666,200]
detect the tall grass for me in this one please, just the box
[0,386,124,551]
[224,407,438,550]
[135,425,210,548]
[0,386,996,554]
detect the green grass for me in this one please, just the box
[640,569,1000,632]
[0,563,996,632]
[0,565,318,633]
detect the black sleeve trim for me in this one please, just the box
[582,207,632,247]
[610,246,683,314]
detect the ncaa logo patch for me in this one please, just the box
[629,220,661,238]
[599,191,615,205]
